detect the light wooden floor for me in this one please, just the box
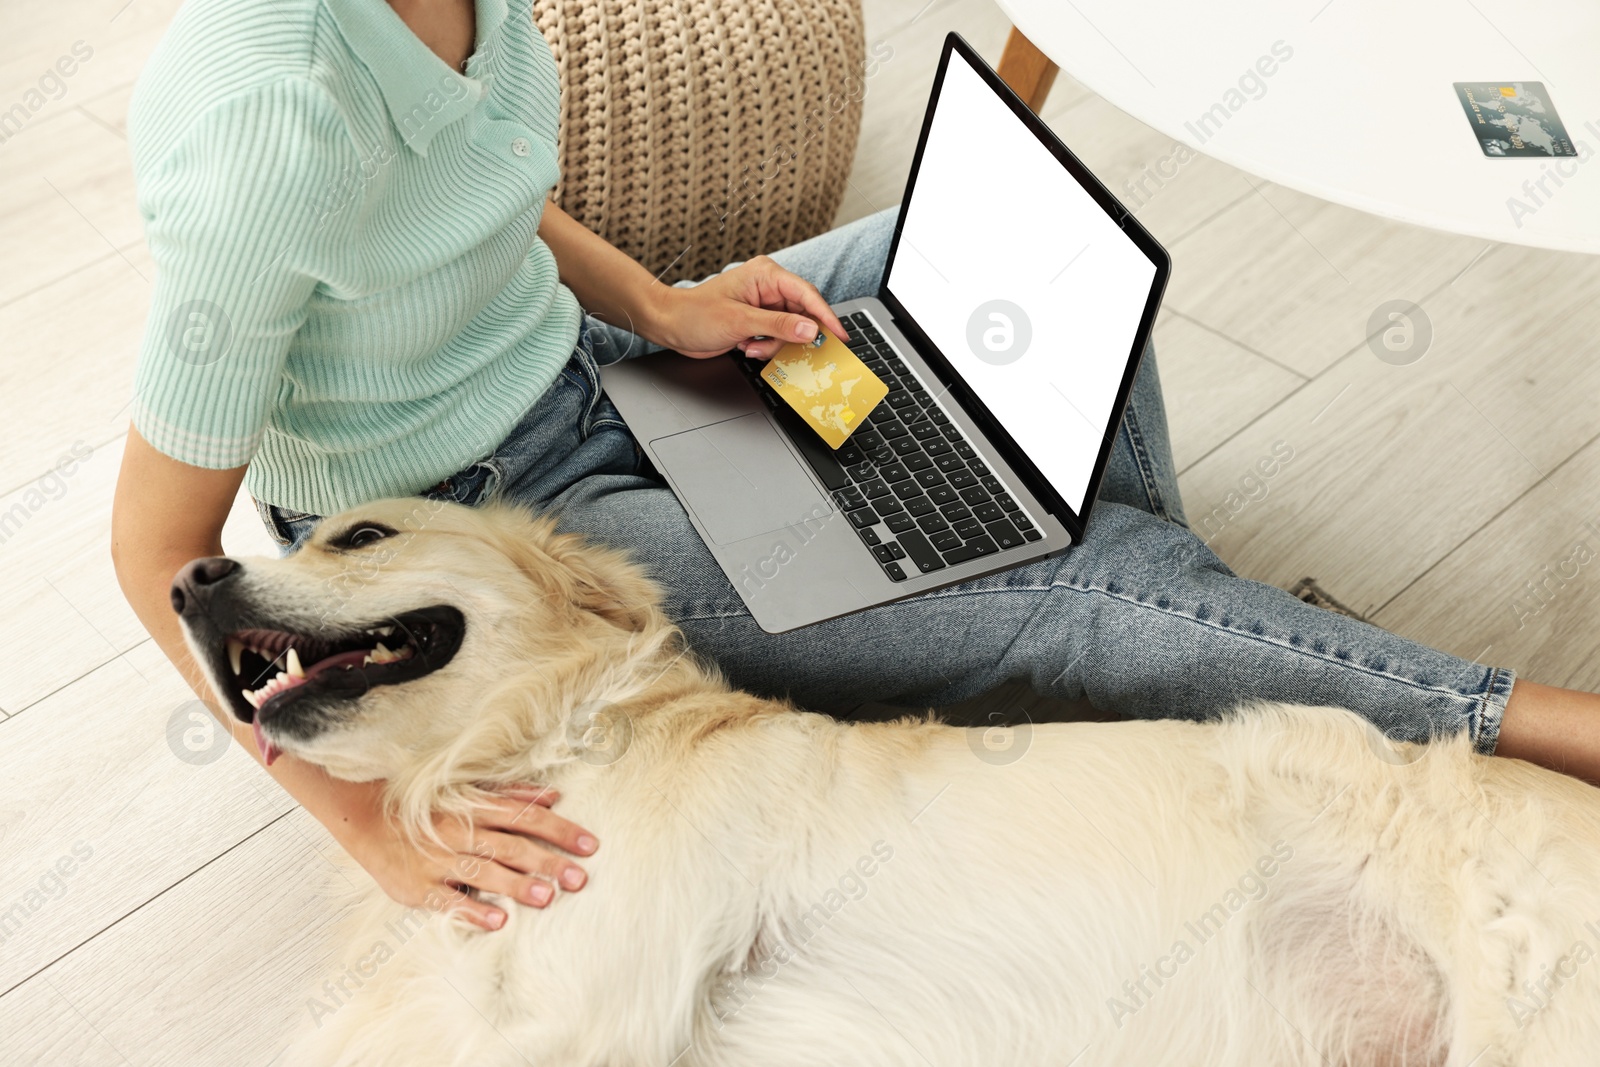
[2,1,1597,1062]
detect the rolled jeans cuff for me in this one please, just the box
[1470,665,1516,756]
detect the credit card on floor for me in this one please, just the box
[1453,82,1577,157]
[760,327,888,449]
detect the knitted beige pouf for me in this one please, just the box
[533,0,867,284]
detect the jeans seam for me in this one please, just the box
[774,578,1496,705]
[1470,666,1513,755]
[1123,407,1173,525]
[1069,582,1495,701]
[569,340,605,438]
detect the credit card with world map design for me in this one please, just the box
[759,327,889,449]
[1453,82,1577,157]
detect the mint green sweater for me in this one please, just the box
[129,0,581,516]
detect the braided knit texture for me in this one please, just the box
[533,0,865,283]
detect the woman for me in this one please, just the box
[112,0,1600,933]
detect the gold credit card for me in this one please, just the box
[759,327,888,449]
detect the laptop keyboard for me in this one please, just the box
[740,309,1043,583]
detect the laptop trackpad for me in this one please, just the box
[651,414,832,545]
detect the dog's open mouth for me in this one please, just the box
[218,605,465,763]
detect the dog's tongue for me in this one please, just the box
[254,720,283,766]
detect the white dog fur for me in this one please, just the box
[181,498,1600,1066]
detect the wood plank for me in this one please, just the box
[0,808,348,1067]
[0,0,182,133]
[1374,435,1600,693]
[0,240,152,489]
[0,435,144,712]
[77,79,135,139]
[1175,241,1600,615]
[0,432,277,713]
[1161,182,1489,379]
[0,977,131,1067]
[996,26,1058,113]
[0,106,146,309]
[1152,309,1304,474]
[0,640,293,995]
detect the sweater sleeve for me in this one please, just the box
[130,78,360,470]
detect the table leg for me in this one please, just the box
[996,26,1058,113]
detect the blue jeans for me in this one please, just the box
[256,207,1512,752]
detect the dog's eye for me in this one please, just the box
[335,523,397,549]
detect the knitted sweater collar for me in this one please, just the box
[323,0,510,156]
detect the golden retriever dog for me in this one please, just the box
[170,497,1600,1066]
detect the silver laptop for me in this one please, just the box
[599,33,1170,633]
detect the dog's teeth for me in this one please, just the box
[242,688,261,709]
[228,638,243,677]
[286,648,304,678]
[363,641,410,666]
[378,625,395,637]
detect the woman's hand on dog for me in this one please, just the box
[352,784,598,931]
[646,254,851,361]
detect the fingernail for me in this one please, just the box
[486,910,505,929]
[795,320,816,339]
[561,866,586,890]
[576,834,597,854]
[528,882,553,905]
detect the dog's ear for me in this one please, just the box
[483,504,659,632]
[541,530,660,632]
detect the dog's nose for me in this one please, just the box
[170,557,240,615]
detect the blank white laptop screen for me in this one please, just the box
[884,47,1157,517]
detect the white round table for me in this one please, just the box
[993,0,1600,255]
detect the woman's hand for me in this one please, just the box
[537,202,849,360]
[647,254,851,361]
[344,784,597,931]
